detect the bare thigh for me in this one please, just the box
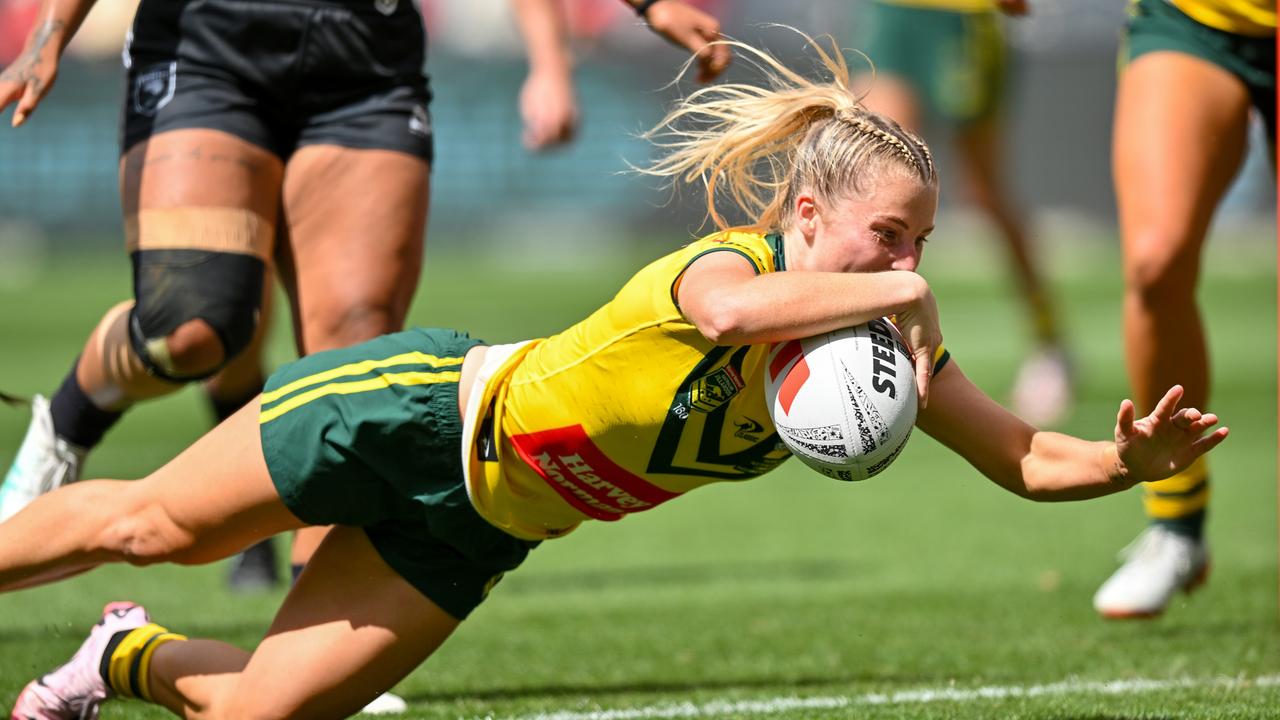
[275,146,430,354]
[121,128,283,223]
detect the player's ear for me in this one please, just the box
[795,193,818,241]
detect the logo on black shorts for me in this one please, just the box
[132,62,176,117]
[409,105,431,138]
[374,0,398,15]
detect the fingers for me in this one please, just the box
[913,350,931,409]
[1170,407,1201,430]
[1150,384,1184,421]
[695,34,731,83]
[1115,398,1136,437]
[1188,426,1230,458]
[12,80,42,127]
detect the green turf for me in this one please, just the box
[0,231,1274,719]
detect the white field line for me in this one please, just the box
[485,674,1280,720]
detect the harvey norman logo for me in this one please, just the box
[510,426,678,521]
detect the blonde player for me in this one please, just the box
[1091,0,1274,618]
[1,35,1225,719]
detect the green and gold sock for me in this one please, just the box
[99,622,187,702]
[1143,456,1209,540]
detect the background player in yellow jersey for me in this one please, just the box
[0,35,1227,719]
[1091,0,1274,619]
[851,0,1074,427]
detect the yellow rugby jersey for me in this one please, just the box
[1168,0,1276,35]
[462,231,950,541]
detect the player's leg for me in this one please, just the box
[152,526,461,718]
[13,526,460,720]
[954,115,1073,426]
[0,397,304,593]
[1093,49,1252,618]
[0,128,283,520]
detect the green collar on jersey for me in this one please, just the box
[764,232,787,272]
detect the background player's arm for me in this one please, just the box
[676,250,941,403]
[620,0,731,82]
[916,361,1228,501]
[511,0,579,150]
[0,0,99,126]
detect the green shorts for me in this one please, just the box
[259,327,537,620]
[1123,0,1276,139]
[855,1,1007,125]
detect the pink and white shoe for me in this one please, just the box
[11,602,149,720]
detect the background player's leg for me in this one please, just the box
[1094,50,1252,618]
[955,116,1072,427]
[0,130,284,520]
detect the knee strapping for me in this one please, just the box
[125,207,274,382]
[129,250,265,381]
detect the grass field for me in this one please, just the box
[0,228,1275,719]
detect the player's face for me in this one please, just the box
[803,172,937,274]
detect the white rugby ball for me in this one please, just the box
[764,318,918,481]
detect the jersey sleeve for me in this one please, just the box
[669,232,774,310]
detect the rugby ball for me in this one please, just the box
[765,318,918,481]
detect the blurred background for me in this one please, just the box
[0,3,1275,717]
[0,0,1273,250]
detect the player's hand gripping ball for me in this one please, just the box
[765,318,918,481]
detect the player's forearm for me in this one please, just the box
[26,0,99,54]
[696,270,927,345]
[1015,433,1134,501]
[510,0,573,75]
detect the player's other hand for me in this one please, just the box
[1114,385,1228,485]
[891,273,941,409]
[643,0,731,83]
[0,20,67,127]
[996,0,1029,16]
[520,66,579,151]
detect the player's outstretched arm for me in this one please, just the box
[0,0,99,127]
[511,0,579,150]
[623,0,731,82]
[917,364,1227,501]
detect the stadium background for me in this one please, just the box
[0,1,1276,718]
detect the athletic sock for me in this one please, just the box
[1143,457,1209,541]
[48,358,122,449]
[99,623,187,703]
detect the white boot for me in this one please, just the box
[0,394,87,522]
[1093,525,1209,619]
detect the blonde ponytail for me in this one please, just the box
[640,30,936,232]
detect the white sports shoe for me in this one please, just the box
[10,602,150,720]
[361,691,408,715]
[1010,346,1074,428]
[0,394,87,523]
[1093,525,1210,619]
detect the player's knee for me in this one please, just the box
[1123,242,1199,304]
[99,500,195,567]
[131,249,265,381]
